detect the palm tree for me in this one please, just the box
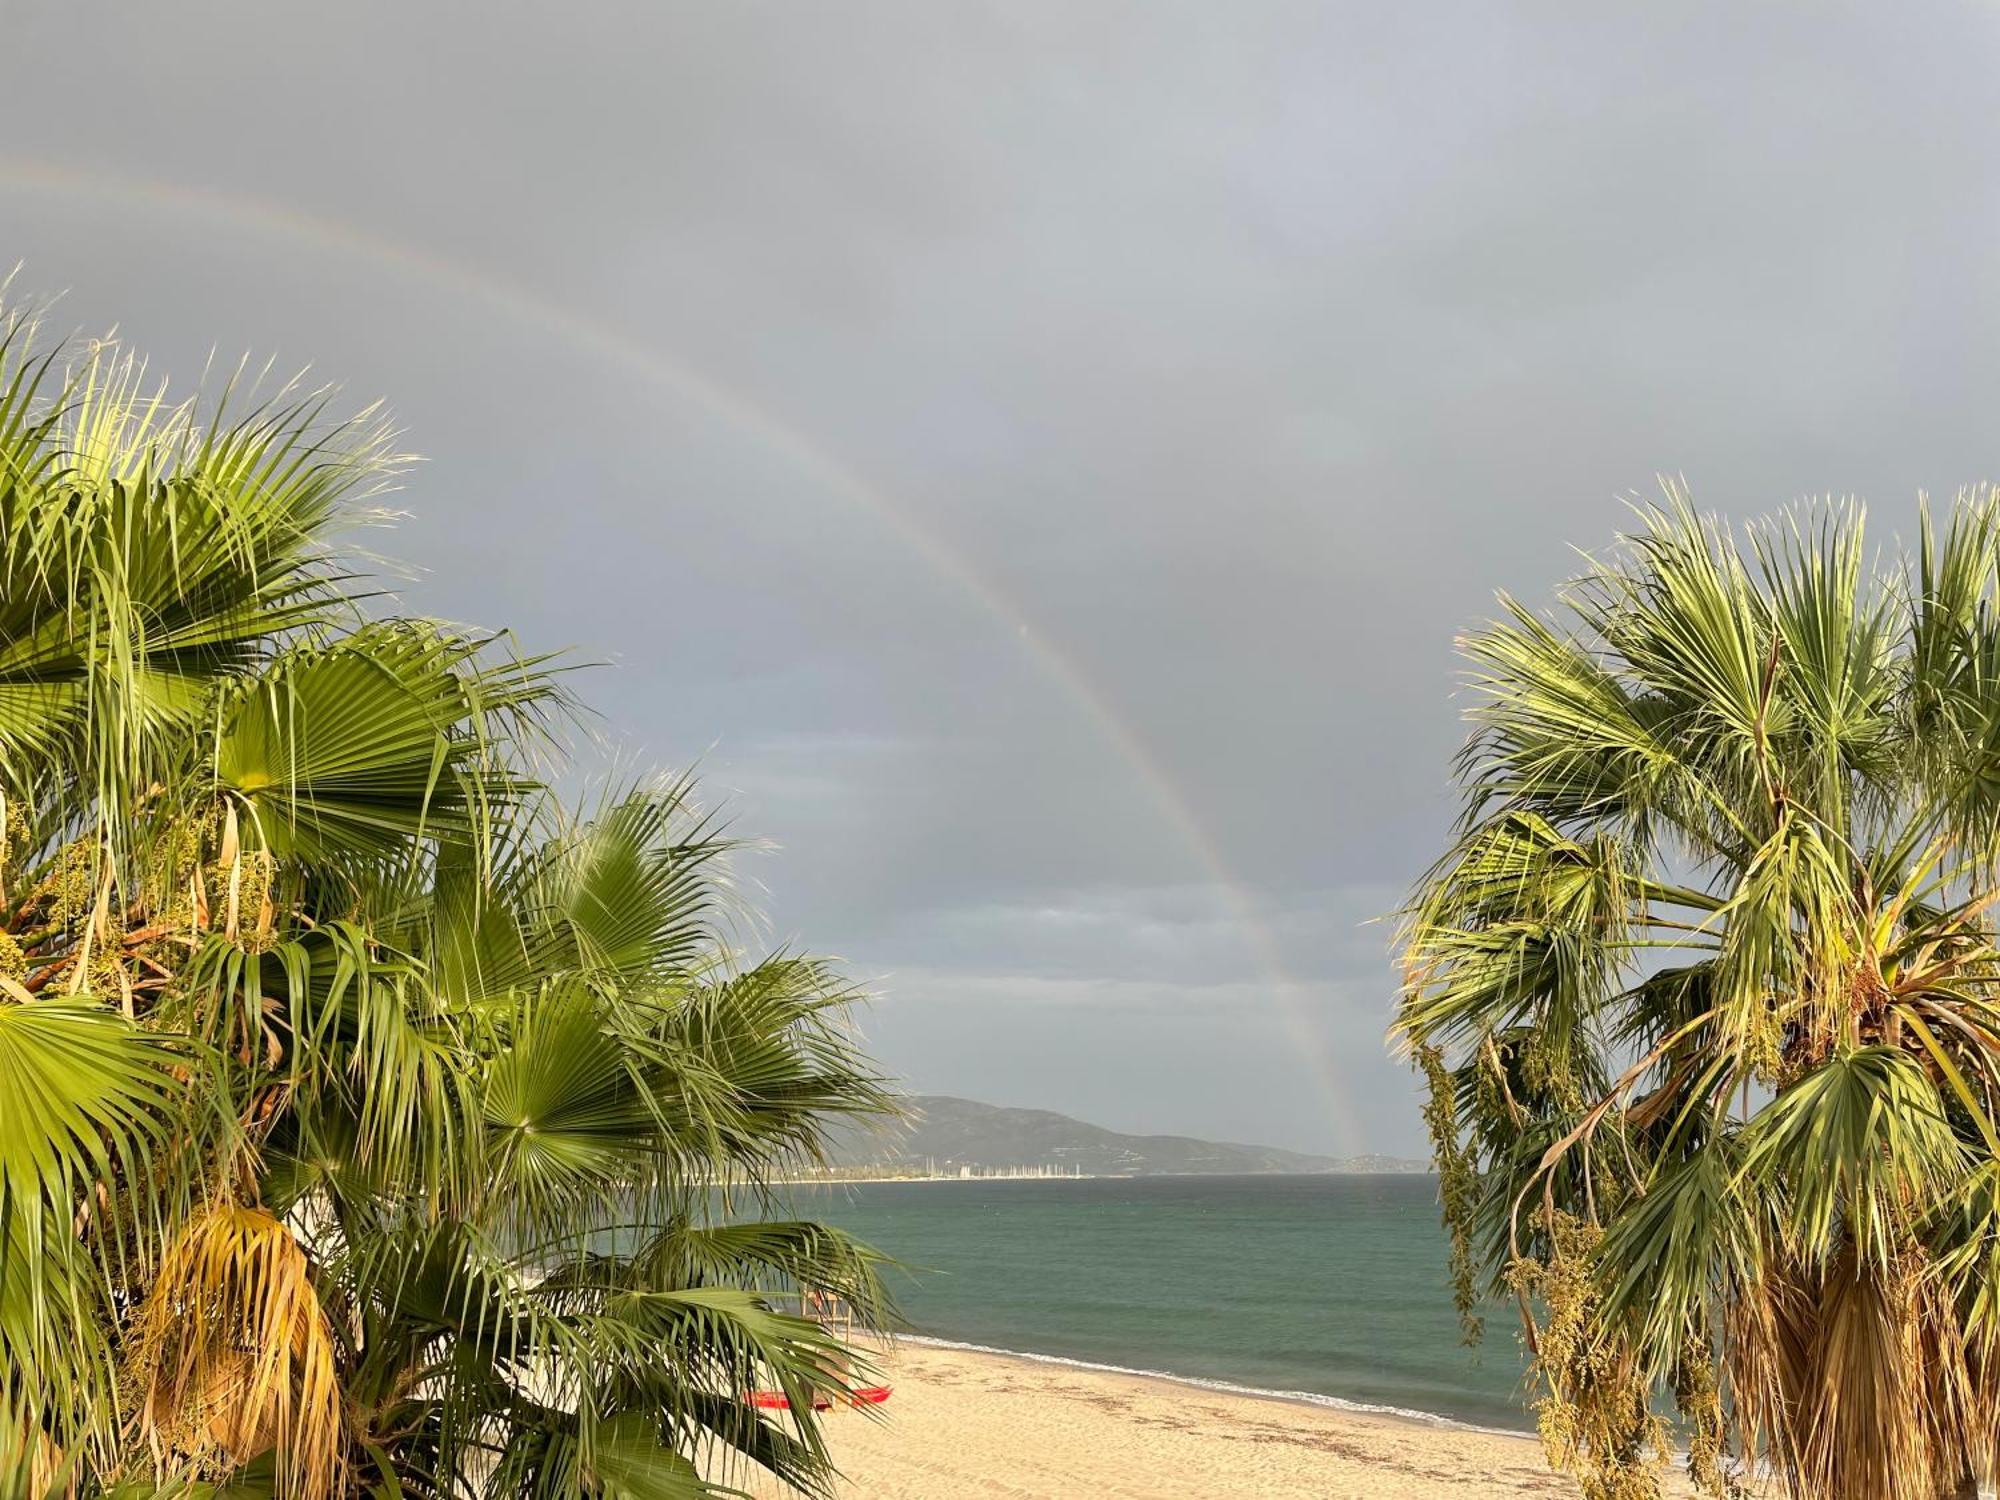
[1397,490,2000,1500]
[0,306,897,1498]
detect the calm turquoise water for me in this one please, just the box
[782,1174,1531,1430]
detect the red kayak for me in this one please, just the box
[745,1386,892,1411]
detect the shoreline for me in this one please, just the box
[739,1338,1691,1498]
[895,1332,1532,1437]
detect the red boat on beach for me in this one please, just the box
[745,1385,893,1412]
[744,1290,892,1411]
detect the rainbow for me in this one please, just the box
[0,158,1364,1153]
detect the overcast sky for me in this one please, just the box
[4,2,1998,1155]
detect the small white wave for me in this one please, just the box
[899,1334,1531,1437]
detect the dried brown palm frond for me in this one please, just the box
[131,1202,345,1499]
[0,1415,77,1500]
[1730,1249,1962,1500]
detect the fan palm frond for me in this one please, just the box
[1401,487,2000,1499]
[0,307,894,1499]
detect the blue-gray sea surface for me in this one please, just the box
[782,1174,1529,1430]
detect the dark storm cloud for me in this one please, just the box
[4,0,1998,1152]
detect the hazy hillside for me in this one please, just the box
[828,1096,1426,1176]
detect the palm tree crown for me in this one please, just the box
[1399,491,2000,1500]
[0,307,896,1498]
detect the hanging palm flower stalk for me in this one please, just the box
[1399,491,2000,1500]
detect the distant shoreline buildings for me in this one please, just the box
[791,1160,1097,1183]
[778,1158,1428,1184]
[817,1095,1429,1179]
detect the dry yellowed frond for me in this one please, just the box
[1729,1248,1982,1500]
[0,1418,73,1499]
[132,1201,346,1498]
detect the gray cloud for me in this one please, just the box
[4,0,1998,1153]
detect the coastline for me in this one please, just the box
[737,1338,1697,1499]
[895,1333,1530,1435]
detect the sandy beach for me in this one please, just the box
[741,1341,1695,1500]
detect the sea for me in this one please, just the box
[779,1173,1531,1432]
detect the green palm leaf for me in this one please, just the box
[1400,487,2000,1499]
[0,304,891,1500]
[214,623,554,866]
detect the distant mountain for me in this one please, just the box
[825,1095,1427,1177]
